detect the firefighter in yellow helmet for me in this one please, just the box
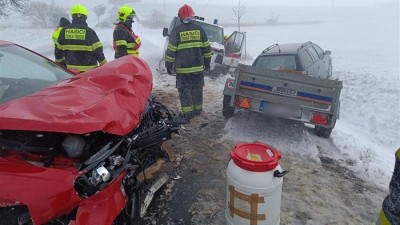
[55,4,107,73]
[113,5,141,58]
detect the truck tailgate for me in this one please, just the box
[236,64,343,116]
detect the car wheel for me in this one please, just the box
[222,95,235,118]
[210,67,223,78]
[222,66,230,75]
[113,192,141,225]
[315,125,333,138]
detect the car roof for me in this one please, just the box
[260,42,312,55]
[0,40,14,46]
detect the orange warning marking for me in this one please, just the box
[239,98,251,108]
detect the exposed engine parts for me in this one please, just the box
[0,96,186,225]
[62,135,86,158]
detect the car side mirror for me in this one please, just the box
[162,28,169,37]
[325,50,331,55]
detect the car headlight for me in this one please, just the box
[88,166,111,186]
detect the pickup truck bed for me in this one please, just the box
[222,64,343,138]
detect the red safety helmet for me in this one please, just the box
[178,4,195,22]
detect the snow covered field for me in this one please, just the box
[0,0,399,218]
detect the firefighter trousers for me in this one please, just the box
[176,74,204,116]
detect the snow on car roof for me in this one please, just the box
[261,42,306,55]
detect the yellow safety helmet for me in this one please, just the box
[70,4,88,17]
[117,5,136,22]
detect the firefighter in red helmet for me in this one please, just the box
[165,4,212,120]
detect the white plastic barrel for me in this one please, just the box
[225,142,286,225]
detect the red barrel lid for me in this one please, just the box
[230,142,282,172]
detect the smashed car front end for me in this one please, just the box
[0,55,183,225]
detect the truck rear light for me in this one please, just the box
[225,53,241,59]
[312,113,329,125]
[235,96,252,109]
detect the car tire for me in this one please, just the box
[113,192,141,225]
[210,67,223,78]
[222,95,235,118]
[315,125,333,138]
[222,66,230,75]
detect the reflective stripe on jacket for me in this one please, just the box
[55,21,107,72]
[113,24,141,58]
[165,22,211,75]
[52,27,63,44]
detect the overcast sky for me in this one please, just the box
[153,0,397,7]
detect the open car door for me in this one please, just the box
[224,31,245,74]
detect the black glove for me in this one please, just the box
[166,67,172,75]
[165,62,173,75]
[204,64,210,71]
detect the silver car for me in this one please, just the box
[252,41,332,79]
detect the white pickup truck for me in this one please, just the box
[222,42,342,138]
[159,16,245,76]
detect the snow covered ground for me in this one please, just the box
[0,0,398,210]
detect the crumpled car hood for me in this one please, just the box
[0,56,152,136]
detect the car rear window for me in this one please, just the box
[254,55,297,70]
[300,51,314,68]
[313,45,324,58]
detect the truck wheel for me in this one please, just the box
[223,95,235,118]
[315,125,333,138]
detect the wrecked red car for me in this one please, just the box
[0,41,182,225]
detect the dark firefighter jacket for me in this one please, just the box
[377,148,400,225]
[55,20,107,72]
[165,22,211,75]
[113,24,141,58]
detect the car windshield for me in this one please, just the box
[174,18,224,45]
[0,45,72,104]
[254,55,297,71]
[194,21,224,45]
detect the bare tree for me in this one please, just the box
[232,0,246,31]
[0,0,28,18]
[142,9,166,28]
[93,5,106,22]
[26,1,49,27]
[150,9,165,24]
[23,1,67,27]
